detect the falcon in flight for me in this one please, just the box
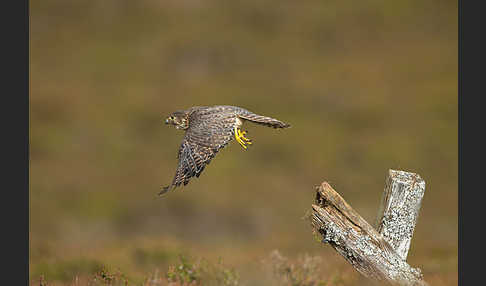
[159,105,290,195]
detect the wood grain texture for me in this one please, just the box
[375,170,426,261]
[311,181,428,286]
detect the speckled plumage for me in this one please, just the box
[160,105,290,195]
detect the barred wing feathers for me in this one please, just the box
[159,111,237,195]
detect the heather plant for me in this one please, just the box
[166,255,239,286]
[266,250,327,286]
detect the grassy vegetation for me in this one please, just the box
[30,0,457,285]
[33,252,357,286]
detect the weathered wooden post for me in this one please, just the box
[310,170,427,286]
[375,170,426,261]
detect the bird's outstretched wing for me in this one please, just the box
[159,110,237,195]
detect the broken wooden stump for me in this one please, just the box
[310,170,427,286]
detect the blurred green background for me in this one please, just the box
[30,0,457,285]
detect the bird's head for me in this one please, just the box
[164,111,189,130]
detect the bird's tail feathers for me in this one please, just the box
[238,113,290,129]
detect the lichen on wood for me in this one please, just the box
[375,170,426,261]
[311,180,428,286]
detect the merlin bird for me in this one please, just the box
[159,105,290,195]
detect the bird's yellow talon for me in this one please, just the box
[235,127,252,149]
[238,129,252,142]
